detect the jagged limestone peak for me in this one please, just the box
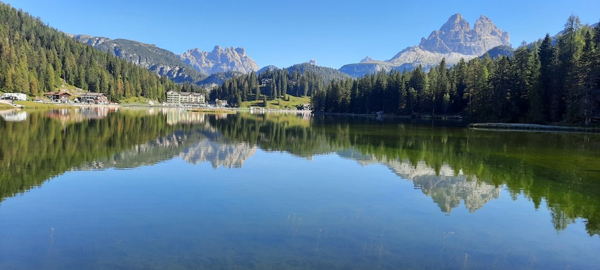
[180,46,259,75]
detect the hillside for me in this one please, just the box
[199,71,244,89]
[286,63,350,83]
[72,35,207,85]
[71,35,261,89]
[481,45,514,58]
[0,3,199,101]
[209,63,346,105]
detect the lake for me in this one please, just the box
[1,108,599,269]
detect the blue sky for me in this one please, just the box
[4,0,599,69]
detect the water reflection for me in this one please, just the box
[340,149,501,213]
[1,110,599,236]
[207,113,600,235]
[74,129,257,170]
[164,108,206,125]
[45,107,116,124]
[0,110,27,122]
[180,137,256,168]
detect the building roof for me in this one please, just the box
[168,91,204,96]
[179,92,204,96]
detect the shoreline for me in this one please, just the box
[312,112,464,120]
[469,123,600,133]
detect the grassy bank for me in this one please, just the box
[240,96,310,110]
[15,101,73,109]
[15,101,69,109]
[188,108,236,114]
[0,103,14,110]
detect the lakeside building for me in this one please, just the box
[166,91,206,106]
[1,93,27,101]
[44,91,72,103]
[79,92,109,105]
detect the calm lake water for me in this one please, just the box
[1,108,600,269]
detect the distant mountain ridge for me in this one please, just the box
[286,62,350,82]
[257,65,278,75]
[71,35,207,84]
[256,62,350,82]
[481,45,514,59]
[71,35,258,88]
[340,13,512,77]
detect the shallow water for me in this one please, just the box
[1,108,599,269]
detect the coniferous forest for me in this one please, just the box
[312,16,600,125]
[0,3,201,101]
[209,64,346,105]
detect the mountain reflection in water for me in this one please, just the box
[1,109,599,236]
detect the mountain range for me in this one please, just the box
[71,35,259,87]
[69,13,514,87]
[69,13,512,86]
[71,35,207,84]
[340,13,512,77]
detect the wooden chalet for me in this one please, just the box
[44,91,71,103]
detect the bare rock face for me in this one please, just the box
[360,56,375,63]
[180,46,259,75]
[418,14,510,56]
[388,46,476,66]
[71,34,111,47]
[339,62,393,78]
[340,13,511,78]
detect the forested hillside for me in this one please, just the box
[0,3,200,101]
[72,36,208,85]
[313,16,600,125]
[209,63,349,106]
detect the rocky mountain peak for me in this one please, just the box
[340,13,511,78]
[418,14,510,56]
[360,56,375,63]
[71,34,111,47]
[235,47,246,56]
[180,46,259,75]
[440,13,470,33]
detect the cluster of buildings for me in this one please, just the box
[43,91,109,104]
[4,90,207,107]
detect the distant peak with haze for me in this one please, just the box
[340,13,511,77]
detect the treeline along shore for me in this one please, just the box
[310,16,600,126]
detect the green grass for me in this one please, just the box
[0,103,14,109]
[189,108,236,114]
[240,96,310,109]
[118,96,154,104]
[58,81,83,92]
[15,101,73,109]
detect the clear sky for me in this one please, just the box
[3,0,599,69]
